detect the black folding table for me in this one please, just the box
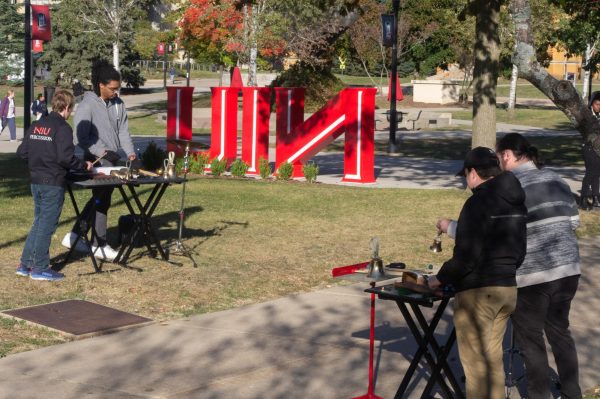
[364,285,465,399]
[64,175,185,271]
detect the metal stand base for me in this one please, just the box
[165,239,197,267]
[505,323,524,399]
[165,142,197,268]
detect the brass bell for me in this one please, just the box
[429,230,443,253]
[366,237,386,279]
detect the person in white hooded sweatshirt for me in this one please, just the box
[62,60,136,261]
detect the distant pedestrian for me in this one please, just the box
[72,79,85,103]
[30,93,48,121]
[579,91,600,210]
[169,66,176,84]
[0,90,17,141]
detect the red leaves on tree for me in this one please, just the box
[180,0,244,54]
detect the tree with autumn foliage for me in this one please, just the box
[179,0,243,73]
[179,0,286,86]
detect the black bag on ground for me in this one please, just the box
[118,215,144,247]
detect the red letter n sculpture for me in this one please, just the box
[275,87,376,183]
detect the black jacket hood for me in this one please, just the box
[473,171,525,206]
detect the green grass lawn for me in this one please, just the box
[451,107,574,130]
[337,74,412,86]
[127,112,210,136]
[324,135,583,166]
[495,81,600,99]
[0,152,471,355]
[141,70,220,80]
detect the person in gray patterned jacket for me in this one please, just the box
[496,133,581,399]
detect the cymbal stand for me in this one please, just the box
[166,143,198,267]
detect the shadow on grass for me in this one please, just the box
[0,153,30,198]
[322,135,583,167]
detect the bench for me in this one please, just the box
[384,110,452,130]
[385,110,422,130]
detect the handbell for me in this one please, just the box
[429,230,443,253]
[366,258,386,279]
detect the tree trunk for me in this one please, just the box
[113,42,120,71]
[471,0,501,149]
[248,45,257,86]
[247,4,258,87]
[508,64,518,115]
[509,0,600,146]
[582,43,593,102]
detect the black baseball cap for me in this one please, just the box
[455,146,500,177]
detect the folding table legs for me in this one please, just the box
[114,183,170,265]
[394,299,464,399]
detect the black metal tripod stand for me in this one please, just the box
[505,321,524,399]
[165,143,198,267]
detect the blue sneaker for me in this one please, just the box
[15,265,32,277]
[30,268,65,281]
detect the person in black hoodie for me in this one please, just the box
[427,147,527,399]
[16,90,92,281]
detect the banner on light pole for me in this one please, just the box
[31,5,52,42]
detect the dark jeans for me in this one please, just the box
[581,143,600,197]
[1,117,16,140]
[72,156,117,246]
[76,186,114,246]
[20,184,65,272]
[512,275,581,399]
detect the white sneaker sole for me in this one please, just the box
[92,247,118,261]
[62,233,90,253]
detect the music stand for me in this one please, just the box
[165,142,198,267]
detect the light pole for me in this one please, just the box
[163,43,167,89]
[388,0,400,153]
[24,0,32,132]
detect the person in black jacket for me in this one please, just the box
[428,147,527,399]
[16,90,92,281]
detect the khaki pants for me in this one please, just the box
[454,286,517,399]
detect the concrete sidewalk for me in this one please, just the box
[0,237,598,399]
